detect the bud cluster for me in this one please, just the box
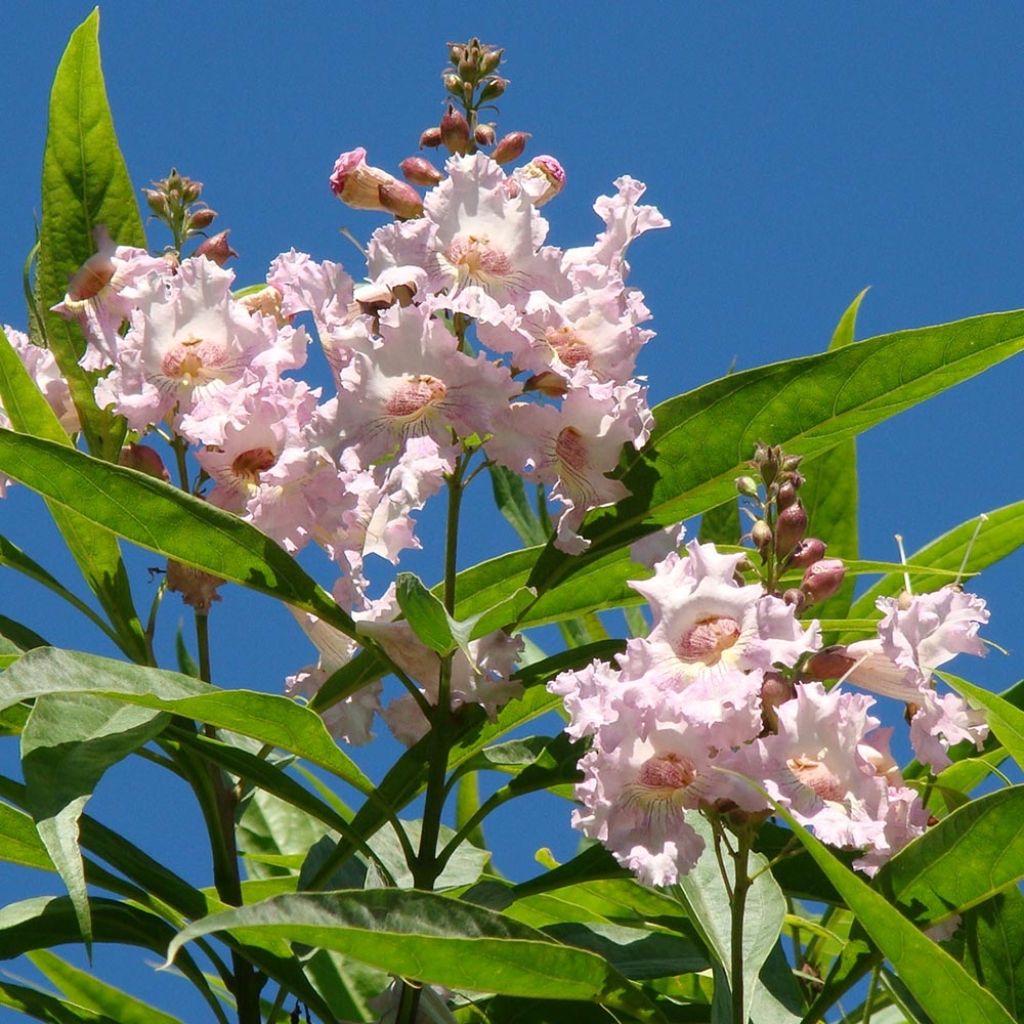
[142,168,234,262]
[737,443,845,608]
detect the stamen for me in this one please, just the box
[894,533,912,597]
[955,513,988,587]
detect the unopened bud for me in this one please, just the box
[443,73,462,96]
[419,127,443,148]
[803,646,856,682]
[188,207,217,231]
[776,480,797,510]
[760,672,796,733]
[330,147,403,211]
[752,519,773,550]
[378,180,424,220]
[479,76,508,103]
[783,588,806,610]
[801,558,846,604]
[492,131,531,165]
[480,48,503,75]
[788,537,827,567]
[440,105,471,154]
[193,230,238,266]
[399,156,442,187]
[119,443,169,482]
[474,123,496,147]
[782,455,803,472]
[735,475,759,497]
[775,502,808,556]
[517,155,566,206]
[143,188,168,217]
[167,560,223,614]
[448,44,465,65]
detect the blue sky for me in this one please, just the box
[1,2,1023,1019]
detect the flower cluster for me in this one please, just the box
[551,526,990,887]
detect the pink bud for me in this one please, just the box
[188,207,217,231]
[399,156,442,187]
[775,502,807,557]
[378,180,424,220]
[492,131,530,165]
[119,443,169,482]
[419,127,443,148]
[519,155,566,206]
[788,537,827,567]
[760,672,796,733]
[193,230,238,266]
[801,558,846,604]
[474,123,496,147]
[440,105,471,154]
[803,646,857,681]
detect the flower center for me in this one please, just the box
[676,616,741,664]
[161,337,228,385]
[786,754,845,802]
[545,325,590,367]
[385,374,447,419]
[446,233,513,281]
[231,447,277,485]
[621,753,698,823]
[555,426,588,472]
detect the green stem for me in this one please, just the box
[861,965,881,1024]
[728,831,753,1024]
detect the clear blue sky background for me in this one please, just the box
[1,2,1023,1019]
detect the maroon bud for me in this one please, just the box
[801,558,846,604]
[378,180,424,220]
[440,105,471,154]
[760,672,796,733]
[474,123,496,147]
[803,646,857,681]
[119,443,170,482]
[188,207,217,231]
[492,131,531,165]
[783,588,806,610]
[419,127,443,148]
[193,230,238,266]
[143,188,168,217]
[788,537,827,567]
[399,156,442,187]
[479,76,508,103]
[775,502,808,557]
[776,480,797,510]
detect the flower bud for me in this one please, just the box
[193,230,238,266]
[735,475,759,497]
[167,559,223,614]
[419,127,443,148]
[399,156,442,187]
[801,558,846,604]
[803,646,856,681]
[448,44,465,65]
[775,502,807,557]
[788,537,827,567]
[443,73,462,96]
[330,148,404,211]
[474,123,496,147]
[440,105,471,154]
[492,131,531,165]
[783,588,806,610]
[760,672,796,733]
[479,76,508,102]
[782,455,803,472]
[776,480,797,510]
[518,155,566,206]
[119,443,169,482]
[378,180,424,220]
[480,48,503,75]
[751,519,773,551]
[188,207,217,232]
[143,188,168,218]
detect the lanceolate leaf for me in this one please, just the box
[21,693,168,947]
[771,799,1016,1024]
[490,463,550,547]
[35,9,144,460]
[0,430,355,636]
[0,978,122,1024]
[0,648,374,795]
[956,890,1024,1020]
[167,890,667,1022]
[527,310,1024,594]
[946,674,1024,768]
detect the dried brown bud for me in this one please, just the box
[193,230,238,266]
[775,502,808,557]
[399,156,442,187]
[378,180,424,220]
[419,126,443,149]
[440,105,471,154]
[788,537,827,567]
[492,131,531,165]
[801,558,846,604]
[119,443,169,482]
[524,370,568,398]
[474,123,496,147]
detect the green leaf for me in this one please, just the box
[490,463,550,547]
[21,693,168,947]
[849,501,1024,623]
[0,648,374,795]
[0,330,146,662]
[0,800,55,871]
[36,9,144,461]
[955,889,1024,1019]
[829,287,870,350]
[876,786,1024,928]
[946,674,1024,768]
[28,949,185,1024]
[770,796,1016,1024]
[527,309,1024,595]
[699,498,741,547]
[0,977,123,1024]
[673,816,787,1024]
[0,614,48,651]
[0,430,355,636]
[396,572,455,655]
[167,890,667,1022]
